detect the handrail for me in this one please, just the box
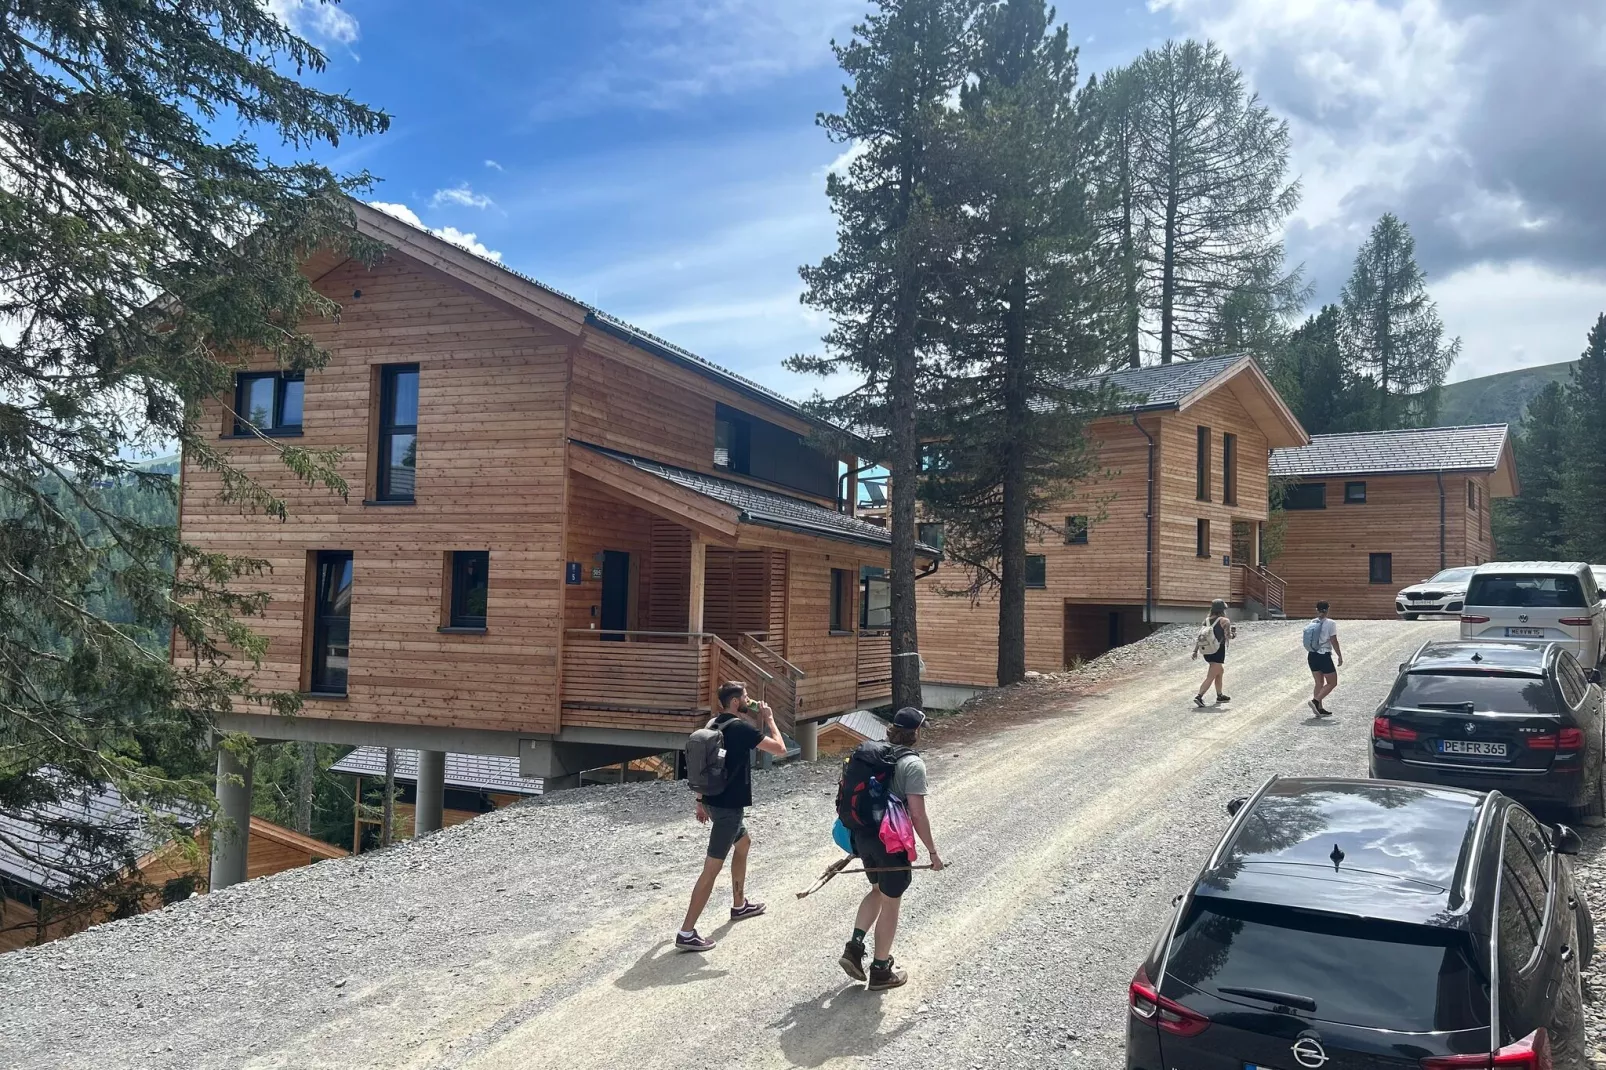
[565,629,776,682]
[739,632,806,679]
[706,635,777,684]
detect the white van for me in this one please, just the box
[1460,561,1606,666]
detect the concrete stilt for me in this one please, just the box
[414,750,446,835]
[209,747,253,891]
[796,719,819,762]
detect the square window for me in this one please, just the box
[917,522,945,550]
[1196,519,1211,558]
[308,551,353,695]
[375,364,419,501]
[448,551,489,629]
[1025,555,1046,588]
[1065,516,1089,545]
[233,372,305,435]
[1344,481,1367,504]
[1369,553,1393,584]
[830,568,854,632]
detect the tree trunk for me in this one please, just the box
[1159,173,1178,365]
[295,741,315,835]
[380,746,396,848]
[888,148,924,714]
[997,270,1030,685]
[1119,126,1141,369]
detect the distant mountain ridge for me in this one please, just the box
[1438,360,1576,428]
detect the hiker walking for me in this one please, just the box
[675,681,787,952]
[1302,601,1343,717]
[836,707,943,991]
[1191,598,1234,707]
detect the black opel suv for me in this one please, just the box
[1126,777,1592,1069]
[1370,641,1604,821]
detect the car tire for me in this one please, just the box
[1577,893,1596,968]
[1574,763,1606,825]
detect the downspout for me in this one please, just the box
[838,460,879,515]
[1133,413,1156,625]
[1436,470,1446,570]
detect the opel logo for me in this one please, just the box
[1292,1037,1330,1068]
[1465,722,1477,736]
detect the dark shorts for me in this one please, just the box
[1308,651,1337,675]
[1203,649,1226,665]
[705,805,748,861]
[851,828,912,899]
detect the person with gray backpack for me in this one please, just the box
[1302,601,1343,717]
[675,680,787,952]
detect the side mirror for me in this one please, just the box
[1553,824,1583,856]
[1398,662,1409,675]
[1587,669,1602,686]
[1226,797,1247,817]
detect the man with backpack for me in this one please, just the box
[836,707,943,991]
[675,681,787,952]
[1302,601,1343,717]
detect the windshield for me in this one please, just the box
[1466,573,1587,609]
[1393,673,1558,714]
[1429,568,1477,584]
[1164,898,1489,1032]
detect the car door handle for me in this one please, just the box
[1569,895,1578,911]
[1560,944,1574,964]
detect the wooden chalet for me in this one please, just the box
[915,354,1309,697]
[329,747,544,852]
[182,200,938,882]
[1268,425,1519,619]
[816,709,890,757]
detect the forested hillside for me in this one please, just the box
[1438,361,1576,428]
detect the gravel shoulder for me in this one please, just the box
[5,619,1600,1070]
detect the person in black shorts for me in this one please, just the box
[675,681,787,952]
[1307,601,1342,716]
[1191,598,1233,707]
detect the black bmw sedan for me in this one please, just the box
[1126,777,1592,1069]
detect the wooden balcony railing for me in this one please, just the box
[562,631,791,733]
[856,630,892,706]
[739,634,803,730]
[1231,564,1286,616]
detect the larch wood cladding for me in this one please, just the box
[180,253,571,735]
[563,476,659,634]
[790,549,869,718]
[1275,473,1494,619]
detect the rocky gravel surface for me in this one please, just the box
[2,618,1602,1069]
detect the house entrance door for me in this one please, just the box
[1231,521,1254,566]
[600,550,631,640]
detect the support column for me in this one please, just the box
[796,719,819,762]
[209,747,253,891]
[687,536,706,634]
[414,750,446,835]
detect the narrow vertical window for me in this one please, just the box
[1025,555,1046,588]
[830,568,853,632]
[1065,516,1089,545]
[376,364,419,502]
[1221,433,1237,505]
[309,551,353,695]
[1196,427,1211,501]
[448,551,489,629]
[1196,519,1211,558]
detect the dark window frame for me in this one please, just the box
[1369,552,1393,584]
[1065,515,1089,545]
[1468,482,1479,512]
[1196,518,1211,558]
[916,521,946,551]
[448,550,490,630]
[920,443,951,473]
[830,568,854,633]
[1196,426,1211,502]
[233,371,304,436]
[1344,481,1367,504]
[1222,433,1237,506]
[1025,554,1047,589]
[1284,483,1327,511]
[375,364,419,502]
[859,566,890,630]
[309,550,353,696]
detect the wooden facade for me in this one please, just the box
[916,357,1308,689]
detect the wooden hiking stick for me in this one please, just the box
[795,856,938,899]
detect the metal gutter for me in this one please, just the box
[1133,413,1157,625]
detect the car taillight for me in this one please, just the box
[1129,966,1210,1037]
[1461,614,1491,624]
[1420,1028,1551,1069]
[1558,617,1593,626]
[1373,716,1418,742]
[1527,728,1584,751]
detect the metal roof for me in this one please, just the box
[0,773,193,896]
[824,709,890,742]
[328,748,544,796]
[1067,353,1248,412]
[1270,424,1510,478]
[575,442,943,556]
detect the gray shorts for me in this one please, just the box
[705,805,748,860]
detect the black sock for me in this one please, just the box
[851,928,866,945]
[872,957,891,970]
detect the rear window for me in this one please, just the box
[1392,673,1559,715]
[1164,898,1489,1032]
[1466,573,1587,609]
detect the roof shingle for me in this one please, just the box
[0,774,192,895]
[1068,353,1248,412]
[1270,425,1510,478]
[327,748,545,796]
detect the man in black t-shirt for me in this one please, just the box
[675,681,787,952]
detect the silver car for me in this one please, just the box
[1460,561,1606,666]
[1394,565,1478,619]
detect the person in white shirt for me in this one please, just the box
[1307,601,1343,716]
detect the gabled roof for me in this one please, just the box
[822,709,890,742]
[246,818,349,860]
[327,748,545,796]
[573,442,943,557]
[1269,424,1519,496]
[1071,354,1308,448]
[0,773,193,896]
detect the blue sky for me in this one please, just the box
[274,0,1606,395]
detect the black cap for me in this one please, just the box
[892,707,926,729]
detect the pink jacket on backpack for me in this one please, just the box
[880,796,917,860]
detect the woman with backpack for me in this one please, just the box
[1191,598,1233,708]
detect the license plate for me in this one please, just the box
[1506,627,1545,638]
[1440,739,1508,757]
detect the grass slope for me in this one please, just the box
[1440,360,1575,427]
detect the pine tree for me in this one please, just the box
[1493,381,1567,560]
[1,2,386,901]
[792,0,978,710]
[1081,66,1146,368]
[1559,315,1606,561]
[918,0,1112,685]
[1339,213,1460,429]
[1263,305,1367,435]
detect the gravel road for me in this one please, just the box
[4,618,1598,1070]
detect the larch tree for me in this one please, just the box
[1080,65,1146,369]
[792,0,978,711]
[1,1,386,901]
[1492,381,1567,560]
[1559,316,1606,561]
[1338,213,1460,429]
[919,0,1112,685]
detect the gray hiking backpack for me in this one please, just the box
[685,715,730,796]
[1302,618,1324,653]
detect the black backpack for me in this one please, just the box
[835,740,916,832]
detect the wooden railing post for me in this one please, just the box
[687,536,706,637]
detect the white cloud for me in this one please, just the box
[1436,262,1606,381]
[265,0,359,46]
[367,201,503,263]
[430,183,495,210]
[484,159,504,171]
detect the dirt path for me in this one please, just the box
[0,620,1459,1070]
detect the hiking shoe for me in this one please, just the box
[730,900,766,921]
[675,931,715,952]
[839,940,867,982]
[1307,699,1321,716]
[1316,703,1334,718]
[1193,695,1206,708]
[1216,694,1231,703]
[867,957,907,991]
